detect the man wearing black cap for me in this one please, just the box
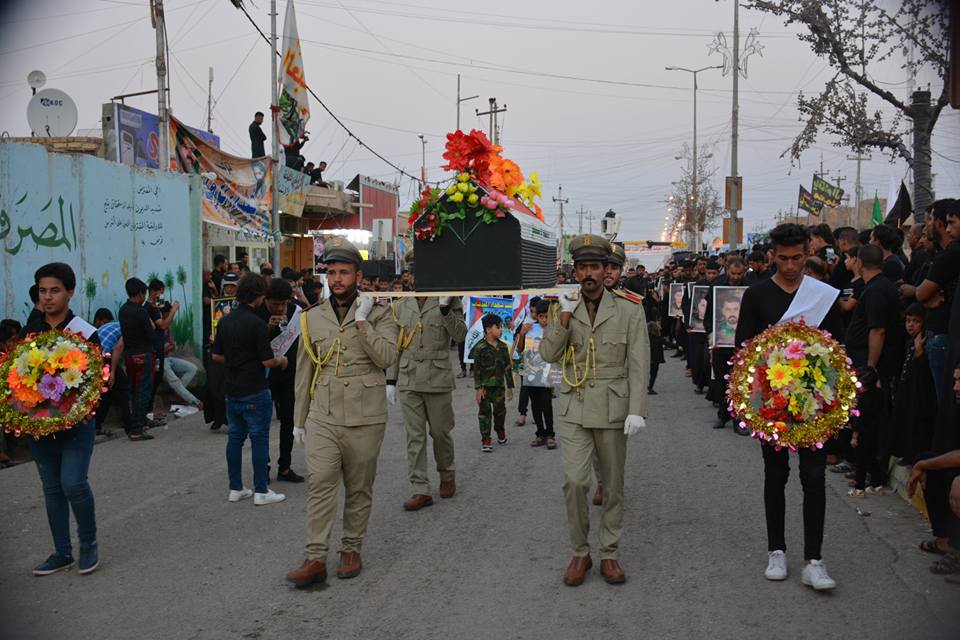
[286,236,399,588]
[541,234,650,587]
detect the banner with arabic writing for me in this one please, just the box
[278,165,308,217]
[812,175,843,208]
[798,185,823,215]
[278,0,310,147]
[169,116,273,237]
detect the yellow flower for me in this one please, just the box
[526,171,543,200]
[811,366,827,388]
[445,185,458,196]
[457,172,471,183]
[766,362,793,389]
[449,191,464,203]
[456,182,470,193]
[27,348,45,369]
[467,193,479,205]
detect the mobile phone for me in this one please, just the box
[825,248,836,262]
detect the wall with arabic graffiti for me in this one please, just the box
[0,140,203,353]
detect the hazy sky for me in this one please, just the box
[1,0,957,242]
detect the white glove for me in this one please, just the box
[624,415,646,436]
[438,296,452,307]
[386,384,397,405]
[293,426,305,444]
[558,293,579,314]
[355,296,375,323]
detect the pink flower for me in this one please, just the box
[783,340,806,360]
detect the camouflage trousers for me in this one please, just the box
[477,386,506,439]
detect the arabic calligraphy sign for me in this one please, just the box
[812,175,844,208]
[168,116,273,237]
[798,185,824,216]
[278,165,308,218]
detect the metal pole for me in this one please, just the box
[692,70,699,252]
[729,0,740,250]
[153,0,168,170]
[418,134,426,189]
[206,66,214,133]
[270,0,281,266]
[456,74,460,131]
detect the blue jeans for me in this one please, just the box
[226,389,273,494]
[29,419,97,558]
[926,334,949,406]
[126,352,155,434]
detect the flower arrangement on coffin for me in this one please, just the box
[409,129,544,242]
[1,330,108,438]
[726,322,860,450]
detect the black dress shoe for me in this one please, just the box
[734,424,751,436]
[647,389,658,395]
[278,469,305,483]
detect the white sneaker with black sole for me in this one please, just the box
[801,559,836,591]
[228,488,253,502]
[764,550,788,581]
[254,489,286,505]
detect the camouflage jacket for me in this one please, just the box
[471,339,515,390]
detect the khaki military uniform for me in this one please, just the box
[386,297,467,494]
[294,296,399,563]
[540,287,650,560]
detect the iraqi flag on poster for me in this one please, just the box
[278,0,310,147]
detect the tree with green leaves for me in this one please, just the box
[747,0,949,220]
[176,265,188,307]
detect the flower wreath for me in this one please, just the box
[726,322,860,450]
[1,330,108,438]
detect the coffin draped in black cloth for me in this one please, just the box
[413,188,557,292]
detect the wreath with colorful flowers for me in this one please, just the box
[409,129,544,241]
[0,330,107,438]
[726,322,860,450]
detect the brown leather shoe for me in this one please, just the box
[592,485,604,506]
[439,479,456,499]
[403,494,434,511]
[601,559,626,584]
[286,559,327,588]
[336,551,362,579]
[563,556,592,587]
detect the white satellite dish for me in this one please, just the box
[27,70,46,90]
[27,88,78,137]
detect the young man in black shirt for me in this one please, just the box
[119,278,156,441]
[146,279,180,425]
[249,111,266,157]
[735,224,842,591]
[21,263,102,576]
[212,273,290,505]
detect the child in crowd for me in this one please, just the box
[893,303,937,465]
[472,314,514,452]
[517,299,556,449]
[648,321,665,395]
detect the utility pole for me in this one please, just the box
[206,66,214,133]
[847,151,872,228]
[269,0,281,266]
[576,206,585,234]
[476,97,507,145]
[553,185,569,263]
[666,64,722,252]
[729,0,740,250]
[587,209,594,234]
[456,74,478,131]
[151,0,168,170]
[418,134,427,188]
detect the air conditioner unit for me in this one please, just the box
[328,180,345,192]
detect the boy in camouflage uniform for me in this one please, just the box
[472,314,514,452]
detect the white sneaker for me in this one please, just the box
[865,486,887,496]
[764,550,788,581]
[228,488,253,502]
[254,489,286,505]
[801,559,836,591]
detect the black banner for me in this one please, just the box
[812,174,844,207]
[798,185,824,215]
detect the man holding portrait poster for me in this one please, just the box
[705,258,749,432]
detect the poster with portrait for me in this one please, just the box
[712,286,748,347]
[519,323,562,388]
[668,283,685,318]
[688,285,710,333]
[210,296,238,341]
[463,295,528,364]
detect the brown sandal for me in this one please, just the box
[530,437,546,447]
[929,554,960,575]
[546,438,557,449]
[919,539,949,555]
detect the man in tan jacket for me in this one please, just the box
[285,237,399,588]
[386,285,467,510]
[540,234,650,587]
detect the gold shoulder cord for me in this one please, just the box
[300,311,341,400]
[396,319,422,351]
[562,337,596,389]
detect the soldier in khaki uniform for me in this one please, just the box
[285,237,399,588]
[385,252,467,511]
[540,234,650,587]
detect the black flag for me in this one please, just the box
[883,182,913,226]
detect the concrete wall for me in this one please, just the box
[0,141,203,353]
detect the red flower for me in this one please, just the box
[442,129,499,176]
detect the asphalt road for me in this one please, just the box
[1,352,957,640]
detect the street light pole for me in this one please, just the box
[666,64,722,252]
[270,0,281,267]
[456,74,479,131]
[418,134,427,188]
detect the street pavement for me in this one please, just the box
[1,350,957,640]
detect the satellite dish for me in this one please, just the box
[27,70,46,90]
[27,88,78,137]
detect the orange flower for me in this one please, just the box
[61,349,88,372]
[7,367,22,390]
[488,155,524,195]
[14,384,44,408]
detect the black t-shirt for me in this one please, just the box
[119,300,155,355]
[735,277,844,347]
[881,254,905,283]
[924,241,960,334]
[844,274,903,376]
[249,122,266,157]
[145,301,166,354]
[20,310,101,346]
[212,304,274,398]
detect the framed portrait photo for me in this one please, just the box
[668,283,685,318]
[688,285,710,333]
[711,286,748,347]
